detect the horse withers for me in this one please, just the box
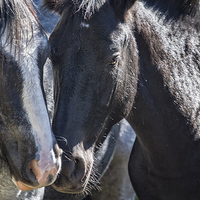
[0,0,62,198]
[44,0,200,199]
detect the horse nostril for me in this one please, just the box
[62,155,86,182]
[26,159,41,185]
[72,157,86,180]
[26,163,37,183]
[74,157,84,168]
[75,158,79,164]
[27,159,58,186]
[47,174,54,185]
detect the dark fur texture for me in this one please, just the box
[46,0,200,199]
[43,0,199,18]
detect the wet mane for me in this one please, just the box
[0,0,38,50]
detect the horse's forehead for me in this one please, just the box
[57,3,118,38]
[53,16,123,50]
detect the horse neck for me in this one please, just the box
[127,1,200,176]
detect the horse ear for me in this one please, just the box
[110,0,136,19]
[43,0,66,14]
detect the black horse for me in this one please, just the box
[34,1,136,199]
[0,0,62,199]
[44,0,200,199]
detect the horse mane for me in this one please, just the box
[145,0,200,18]
[43,0,107,17]
[0,0,38,51]
[73,0,107,18]
[44,0,199,19]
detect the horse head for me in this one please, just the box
[44,0,137,194]
[0,0,62,191]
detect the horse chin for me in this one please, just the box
[15,181,36,191]
[51,183,86,194]
[12,177,36,191]
[51,167,91,194]
[12,173,57,191]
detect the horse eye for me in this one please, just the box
[109,57,118,66]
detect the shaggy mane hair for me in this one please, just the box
[145,0,200,18]
[43,0,107,17]
[0,0,38,50]
[43,0,200,19]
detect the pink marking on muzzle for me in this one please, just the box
[16,159,59,191]
[29,159,58,185]
[15,145,62,191]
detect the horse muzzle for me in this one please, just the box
[52,145,93,194]
[13,144,62,191]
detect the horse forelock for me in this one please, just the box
[73,0,107,18]
[43,0,107,18]
[0,0,39,53]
